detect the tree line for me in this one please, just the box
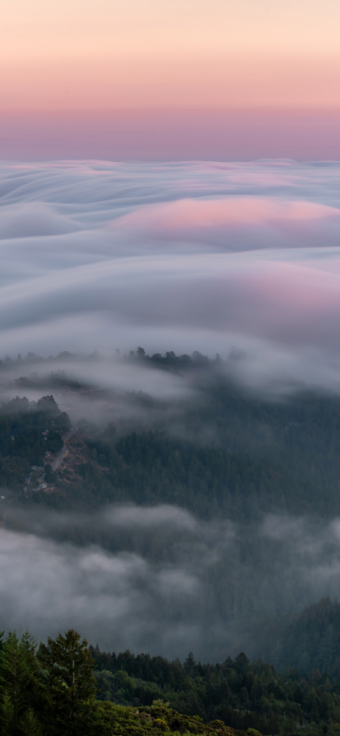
[4,624,340,736]
[91,645,340,736]
[0,627,249,736]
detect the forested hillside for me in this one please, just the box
[3,624,340,736]
[91,641,340,736]
[0,395,70,492]
[4,354,340,692]
[54,380,340,518]
[0,627,242,736]
[79,430,322,519]
[4,376,340,521]
[4,350,340,520]
[259,598,340,677]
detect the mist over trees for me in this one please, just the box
[3,349,340,712]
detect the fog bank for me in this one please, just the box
[2,505,340,660]
[1,161,340,392]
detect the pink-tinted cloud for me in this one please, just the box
[116,197,340,250]
[111,196,340,257]
[119,198,337,229]
[1,160,340,390]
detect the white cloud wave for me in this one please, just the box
[1,160,340,390]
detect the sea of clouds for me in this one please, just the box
[2,160,340,656]
[1,160,340,392]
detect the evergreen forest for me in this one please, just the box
[4,624,340,736]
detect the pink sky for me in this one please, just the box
[1,0,340,159]
[1,110,340,161]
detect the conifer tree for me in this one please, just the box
[38,629,96,735]
[20,631,41,709]
[0,691,14,735]
[0,632,31,724]
[19,708,42,736]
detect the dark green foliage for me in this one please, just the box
[45,431,63,454]
[5,372,340,522]
[44,463,55,483]
[93,699,241,735]
[0,631,41,736]
[54,412,71,433]
[0,396,69,491]
[38,629,96,735]
[90,645,340,736]
[260,597,340,677]
[0,629,96,736]
[0,691,14,735]
[4,623,340,736]
[0,627,247,736]
[19,708,42,736]
[0,632,32,723]
[76,428,321,520]
[37,374,340,519]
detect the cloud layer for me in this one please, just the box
[3,505,340,659]
[1,161,340,391]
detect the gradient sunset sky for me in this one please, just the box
[1,0,340,159]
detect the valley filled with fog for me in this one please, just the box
[2,160,340,665]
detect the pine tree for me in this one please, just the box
[20,632,41,712]
[0,633,30,723]
[38,629,96,735]
[19,708,42,736]
[0,691,14,735]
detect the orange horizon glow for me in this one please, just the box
[1,0,340,112]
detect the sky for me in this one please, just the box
[2,0,340,110]
[1,0,340,159]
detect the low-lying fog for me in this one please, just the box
[2,160,340,658]
[2,506,340,660]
